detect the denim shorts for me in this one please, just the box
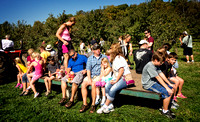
[22,73,29,83]
[147,82,173,99]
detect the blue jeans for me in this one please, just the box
[105,78,127,101]
[22,73,29,83]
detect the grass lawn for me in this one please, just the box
[0,42,200,121]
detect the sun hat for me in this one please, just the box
[46,44,52,51]
[139,40,149,45]
[183,31,188,35]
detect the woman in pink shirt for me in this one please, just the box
[56,17,76,70]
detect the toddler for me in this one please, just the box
[95,58,112,106]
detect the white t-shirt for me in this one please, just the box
[1,39,14,50]
[112,55,131,80]
[80,43,85,50]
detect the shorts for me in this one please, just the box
[147,82,173,99]
[62,71,85,85]
[32,74,42,81]
[22,73,29,83]
[183,47,193,56]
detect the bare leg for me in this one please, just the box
[64,53,69,71]
[81,80,89,105]
[191,55,194,61]
[91,81,97,105]
[61,80,67,98]
[101,87,106,97]
[17,74,20,84]
[186,55,189,62]
[30,80,37,94]
[48,76,55,91]
[176,76,184,95]
[70,83,78,101]
[44,77,49,92]
[169,77,179,96]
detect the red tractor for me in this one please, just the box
[0,47,27,84]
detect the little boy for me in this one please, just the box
[162,52,186,101]
[142,51,175,119]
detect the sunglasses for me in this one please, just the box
[144,33,148,34]
[70,53,75,58]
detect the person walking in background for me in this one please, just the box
[80,40,85,54]
[180,31,194,63]
[144,29,154,52]
[56,17,76,70]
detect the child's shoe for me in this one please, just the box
[95,98,101,105]
[19,84,23,89]
[100,96,106,106]
[177,93,187,98]
[15,83,20,88]
[34,92,39,98]
[173,96,178,102]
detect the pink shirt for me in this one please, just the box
[60,27,71,41]
[34,60,43,75]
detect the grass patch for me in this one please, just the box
[0,42,200,121]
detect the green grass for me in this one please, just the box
[0,42,200,121]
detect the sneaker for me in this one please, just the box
[177,93,187,98]
[160,109,176,119]
[187,61,190,63]
[103,107,111,114]
[172,100,179,107]
[26,86,31,90]
[15,83,20,88]
[34,92,39,98]
[108,103,114,112]
[95,98,101,105]
[97,106,106,114]
[19,84,23,89]
[171,105,178,110]
[191,60,194,63]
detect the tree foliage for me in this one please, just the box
[0,1,199,51]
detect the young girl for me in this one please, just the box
[44,56,59,96]
[95,58,112,106]
[15,57,27,89]
[27,52,44,98]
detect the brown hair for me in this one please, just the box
[168,52,178,59]
[152,51,166,63]
[109,43,125,62]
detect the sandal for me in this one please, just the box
[23,91,29,96]
[58,98,67,104]
[89,105,96,113]
[65,101,74,108]
[19,91,26,96]
[79,104,89,113]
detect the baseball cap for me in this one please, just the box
[139,40,149,45]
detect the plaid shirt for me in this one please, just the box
[86,53,108,78]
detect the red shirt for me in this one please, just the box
[148,36,154,51]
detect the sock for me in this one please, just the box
[103,104,108,108]
[162,109,169,113]
[27,86,31,90]
[96,95,100,100]
[101,96,106,104]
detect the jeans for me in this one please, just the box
[22,73,29,83]
[105,78,127,101]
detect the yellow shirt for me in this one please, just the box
[40,51,51,60]
[17,63,27,73]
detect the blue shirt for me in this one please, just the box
[86,53,108,78]
[68,54,88,73]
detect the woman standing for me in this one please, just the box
[56,17,76,70]
[97,43,132,114]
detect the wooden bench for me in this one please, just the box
[38,70,161,100]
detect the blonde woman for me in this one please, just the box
[56,17,76,70]
[97,43,131,114]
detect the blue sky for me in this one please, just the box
[0,0,165,25]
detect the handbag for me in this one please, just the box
[123,73,135,85]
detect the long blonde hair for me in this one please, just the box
[108,43,125,62]
[15,57,22,64]
[65,17,76,33]
[101,58,111,68]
